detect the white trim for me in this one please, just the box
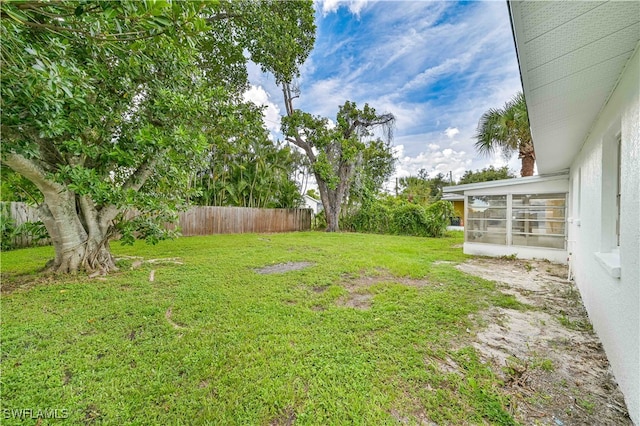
[443,171,569,194]
[463,242,568,265]
[594,251,621,278]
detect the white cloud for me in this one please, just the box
[321,0,369,16]
[444,127,459,139]
[394,145,472,182]
[243,85,282,136]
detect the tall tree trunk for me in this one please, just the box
[315,162,352,233]
[316,179,341,232]
[324,190,341,232]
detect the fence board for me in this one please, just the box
[172,206,312,236]
[1,202,50,248]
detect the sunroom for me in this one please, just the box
[443,171,569,264]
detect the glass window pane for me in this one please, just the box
[468,208,507,220]
[512,208,566,220]
[512,234,565,249]
[512,194,566,207]
[467,230,507,245]
[468,195,507,208]
[467,219,507,232]
[512,220,565,235]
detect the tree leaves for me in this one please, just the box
[474,92,534,176]
[1,0,315,261]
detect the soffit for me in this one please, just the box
[509,1,640,174]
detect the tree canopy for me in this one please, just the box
[1,0,316,273]
[399,170,450,205]
[474,92,535,177]
[281,85,395,232]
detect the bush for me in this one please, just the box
[423,200,454,237]
[343,198,453,237]
[390,203,429,236]
[343,201,390,234]
[313,210,327,231]
[0,203,16,251]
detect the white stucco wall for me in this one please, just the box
[567,47,639,424]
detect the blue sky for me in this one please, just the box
[245,0,524,185]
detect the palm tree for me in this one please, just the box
[474,92,535,177]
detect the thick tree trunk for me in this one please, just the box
[324,191,340,232]
[317,179,342,232]
[38,193,117,274]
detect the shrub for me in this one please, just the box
[343,198,453,237]
[423,200,454,237]
[390,203,428,236]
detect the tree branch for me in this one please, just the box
[98,154,162,224]
[2,153,65,195]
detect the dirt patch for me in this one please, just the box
[337,292,373,310]
[458,258,631,425]
[341,269,433,289]
[269,406,296,425]
[254,262,314,275]
[336,270,434,310]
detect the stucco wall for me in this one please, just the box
[567,47,639,424]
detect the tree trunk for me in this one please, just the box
[38,192,117,274]
[519,140,536,177]
[520,154,535,177]
[3,152,161,275]
[316,179,342,232]
[324,191,340,232]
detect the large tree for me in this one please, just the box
[474,92,535,177]
[281,86,395,232]
[1,0,315,273]
[342,137,396,218]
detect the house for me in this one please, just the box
[442,193,464,227]
[445,2,639,422]
[302,194,323,215]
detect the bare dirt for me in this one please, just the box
[337,269,433,310]
[254,262,315,275]
[458,257,631,425]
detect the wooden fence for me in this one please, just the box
[170,206,312,236]
[1,201,50,248]
[1,203,312,248]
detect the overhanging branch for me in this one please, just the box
[2,152,65,195]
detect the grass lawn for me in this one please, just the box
[1,231,521,425]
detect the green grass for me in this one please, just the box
[1,232,518,425]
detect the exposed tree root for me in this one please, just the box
[165,307,186,330]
